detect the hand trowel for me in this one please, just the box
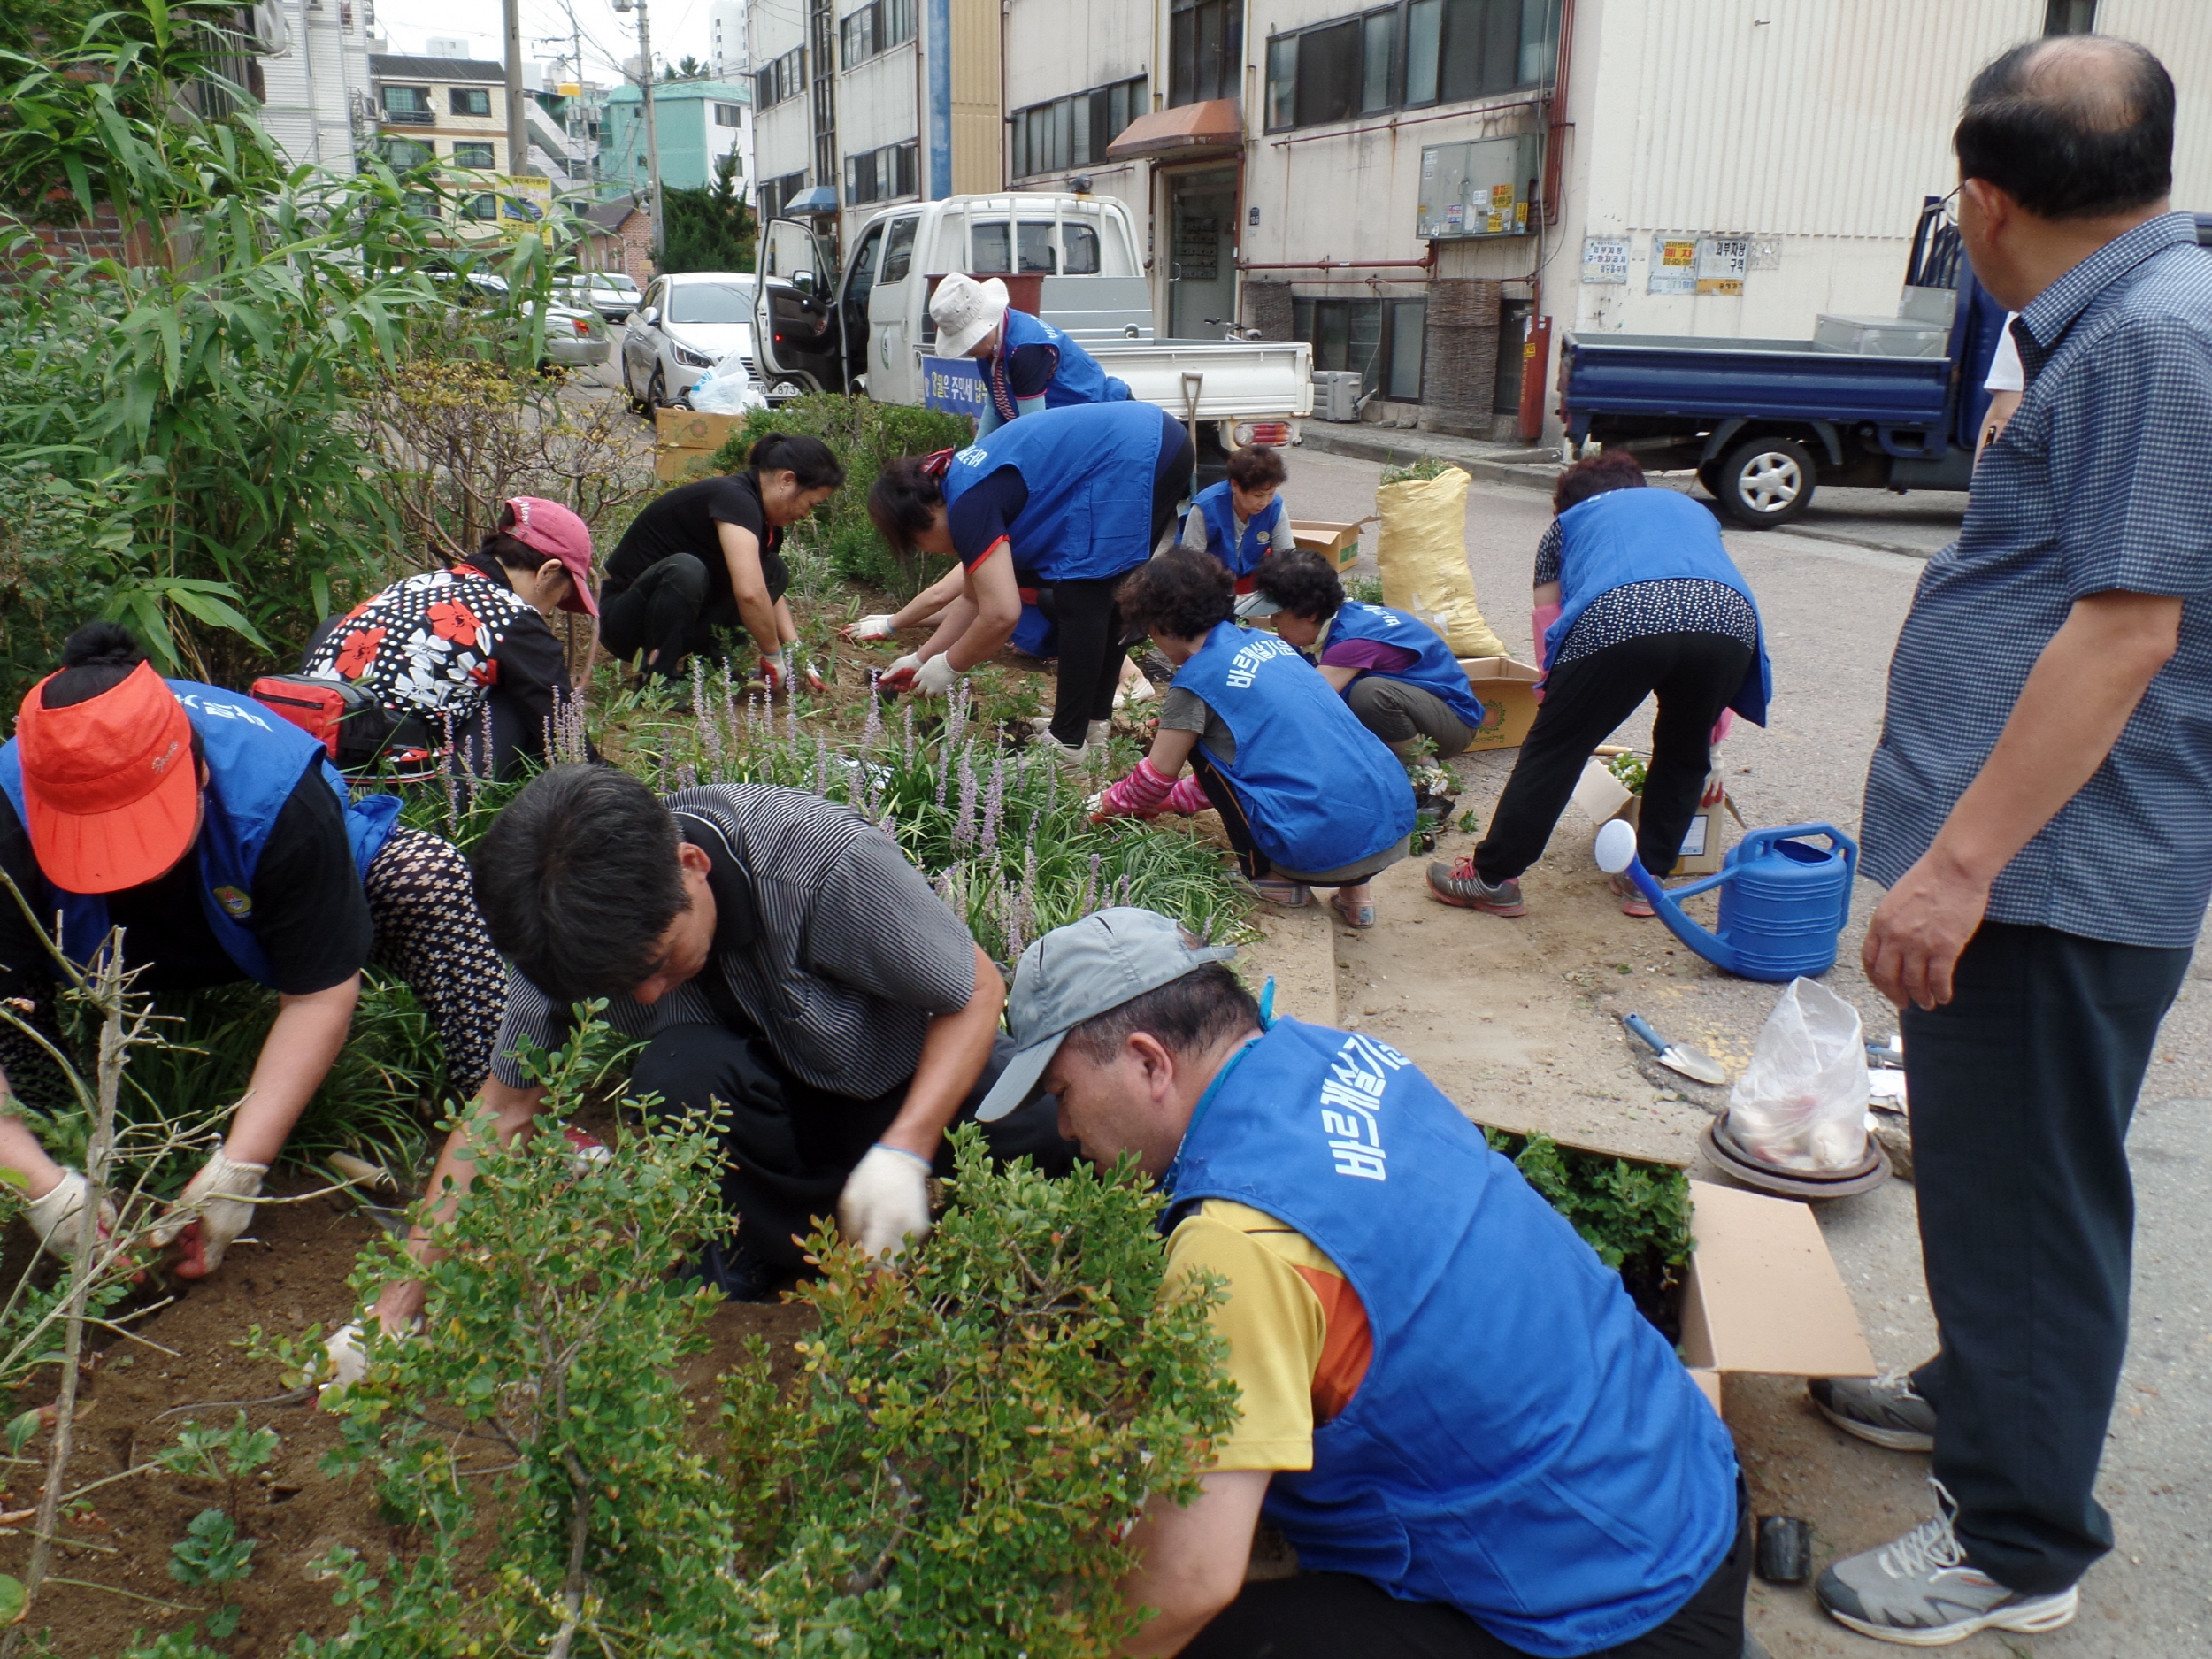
[1622,1013,1728,1087]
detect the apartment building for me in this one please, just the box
[601,80,755,194]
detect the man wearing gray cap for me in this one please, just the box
[978,909,1751,1659]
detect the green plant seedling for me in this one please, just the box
[157,1413,280,1525]
[168,1507,255,1592]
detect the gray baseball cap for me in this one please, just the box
[975,908,1238,1122]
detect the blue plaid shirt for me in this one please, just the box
[1862,213,2212,949]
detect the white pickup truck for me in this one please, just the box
[749,194,1311,466]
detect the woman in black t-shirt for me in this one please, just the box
[600,434,845,685]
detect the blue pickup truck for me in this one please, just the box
[1558,201,2212,529]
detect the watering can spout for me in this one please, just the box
[1593,817,1859,983]
[1593,818,1747,974]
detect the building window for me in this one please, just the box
[713,100,744,127]
[845,139,918,206]
[451,140,495,169]
[1170,0,1241,107]
[462,192,499,221]
[840,0,916,66]
[380,84,432,122]
[1010,74,1147,178]
[2044,0,2096,31]
[449,86,492,117]
[1270,0,1555,130]
[754,47,803,108]
[380,135,434,168]
[1293,296,1427,401]
[759,168,809,220]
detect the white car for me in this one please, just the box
[621,272,759,411]
[557,271,642,321]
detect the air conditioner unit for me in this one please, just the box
[246,1,291,55]
[1312,370,1363,423]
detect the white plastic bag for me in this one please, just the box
[1723,978,1870,1172]
[688,366,766,415]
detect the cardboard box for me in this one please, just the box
[1570,757,1735,876]
[653,408,750,483]
[1290,518,1366,571]
[1456,657,1541,751]
[1679,1179,1876,1413]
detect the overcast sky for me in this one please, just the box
[368,0,723,85]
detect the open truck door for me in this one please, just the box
[754,217,846,393]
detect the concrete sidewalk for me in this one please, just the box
[1294,419,1564,494]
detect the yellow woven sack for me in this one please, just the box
[1374,465,1509,658]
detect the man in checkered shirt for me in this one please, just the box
[1812,35,2212,1647]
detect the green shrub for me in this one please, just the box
[1484,1129,1693,1271]
[297,1018,1234,1657]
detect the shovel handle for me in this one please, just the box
[1622,1013,1667,1056]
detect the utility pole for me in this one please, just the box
[613,0,667,257]
[503,0,533,177]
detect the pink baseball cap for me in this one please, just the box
[502,496,598,616]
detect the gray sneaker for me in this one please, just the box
[1810,1373,1936,1452]
[1426,856,1525,917]
[1816,1480,2079,1647]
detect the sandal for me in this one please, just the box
[1328,892,1377,929]
[1608,872,1656,918]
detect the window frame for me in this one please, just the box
[1009,73,1147,180]
[712,101,743,127]
[380,84,432,120]
[1169,0,1242,109]
[1264,0,1555,134]
[449,86,492,118]
[449,140,495,170]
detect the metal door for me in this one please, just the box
[753,217,843,390]
[1166,166,1238,340]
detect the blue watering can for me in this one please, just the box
[1594,818,1858,982]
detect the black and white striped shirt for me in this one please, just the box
[491,784,979,1094]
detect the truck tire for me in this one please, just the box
[1716,435,1816,528]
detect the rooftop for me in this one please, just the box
[370,54,507,82]
[604,78,750,105]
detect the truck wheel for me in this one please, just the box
[1716,436,1815,528]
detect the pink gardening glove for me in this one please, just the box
[1092,758,1179,821]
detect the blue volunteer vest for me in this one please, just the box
[1191,481,1286,580]
[994,308,1132,411]
[1171,622,1413,874]
[0,680,401,985]
[1324,602,1488,729]
[1548,488,1773,725]
[944,401,1167,582]
[1167,1019,1740,1656]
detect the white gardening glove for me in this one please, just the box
[322,1321,369,1393]
[757,649,794,694]
[843,613,900,641]
[25,1170,114,1262]
[836,1143,933,1261]
[912,653,962,697]
[878,651,923,694]
[150,1149,268,1279]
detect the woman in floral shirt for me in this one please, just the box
[304,497,598,779]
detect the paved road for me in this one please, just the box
[1290,445,2212,1656]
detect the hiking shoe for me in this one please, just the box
[1810,1374,1937,1452]
[1251,877,1311,907]
[1427,857,1525,917]
[1817,1482,2078,1646]
[687,1235,782,1303]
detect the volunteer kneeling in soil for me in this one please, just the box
[0,626,504,1276]
[356,764,1074,1344]
[1250,549,1487,761]
[978,908,1752,1659]
[1430,453,1770,920]
[869,400,1196,764]
[1180,443,1296,618]
[1091,552,1412,928]
[291,496,597,780]
[597,434,844,687]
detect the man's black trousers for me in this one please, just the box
[1474,632,1751,883]
[1182,1482,1750,1658]
[1902,922,2188,1593]
[632,1024,1078,1268]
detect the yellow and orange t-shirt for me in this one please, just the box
[1164,1198,1374,1471]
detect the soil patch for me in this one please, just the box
[0,1184,815,1657]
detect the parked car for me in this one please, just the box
[425,267,608,371]
[557,271,642,322]
[621,272,758,411]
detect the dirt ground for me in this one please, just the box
[0,1185,814,1656]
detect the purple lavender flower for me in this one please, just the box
[862,682,884,749]
[980,751,1007,856]
[1081,851,1102,915]
[902,703,917,769]
[952,745,979,852]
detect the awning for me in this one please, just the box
[783,185,840,216]
[1104,99,1244,161]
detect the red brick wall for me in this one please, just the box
[2,202,150,269]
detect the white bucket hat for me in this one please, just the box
[931,273,1010,357]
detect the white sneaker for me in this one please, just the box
[1036,733,1094,772]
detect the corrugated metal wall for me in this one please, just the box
[950,0,1003,194]
[1609,0,2043,238]
[2099,0,2212,207]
